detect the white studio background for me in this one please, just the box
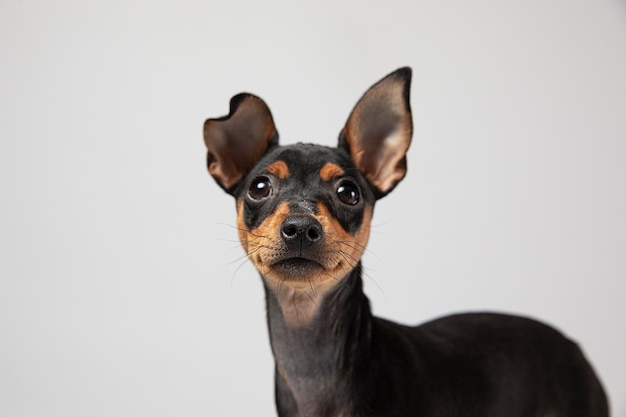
[1,1,625,416]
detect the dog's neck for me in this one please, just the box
[263,263,373,416]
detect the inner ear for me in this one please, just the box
[339,67,413,198]
[204,94,278,194]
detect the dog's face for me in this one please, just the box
[233,143,376,291]
[204,68,413,295]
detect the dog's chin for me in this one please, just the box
[269,258,326,280]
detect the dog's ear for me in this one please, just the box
[339,67,412,198]
[204,93,278,194]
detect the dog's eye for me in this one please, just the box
[336,180,360,205]
[248,176,272,200]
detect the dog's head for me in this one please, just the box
[203,68,412,294]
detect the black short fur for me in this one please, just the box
[203,68,609,417]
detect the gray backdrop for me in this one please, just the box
[1,0,625,416]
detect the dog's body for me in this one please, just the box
[203,68,608,417]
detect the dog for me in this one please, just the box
[203,68,609,417]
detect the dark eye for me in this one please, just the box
[336,180,360,205]
[248,176,272,200]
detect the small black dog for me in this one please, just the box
[203,68,609,417]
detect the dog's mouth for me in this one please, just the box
[270,257,326,279]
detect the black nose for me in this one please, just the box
[281,216,323,248]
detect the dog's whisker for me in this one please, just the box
[334,239,378,259]
[335,250,359,266]
[227,251,253,266]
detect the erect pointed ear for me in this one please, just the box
[204,93,278,194]
[338,67,413,198]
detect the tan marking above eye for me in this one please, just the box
[266,160,289,179]
[319,162,345,182]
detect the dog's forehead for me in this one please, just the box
[257,143,354,180]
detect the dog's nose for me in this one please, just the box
[281,216,323,248]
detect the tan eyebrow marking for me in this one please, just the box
[266,160,289,179]
[319,162,345,182]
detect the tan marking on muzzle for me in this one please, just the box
[315,202,371,282]
[237,200,290,273]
